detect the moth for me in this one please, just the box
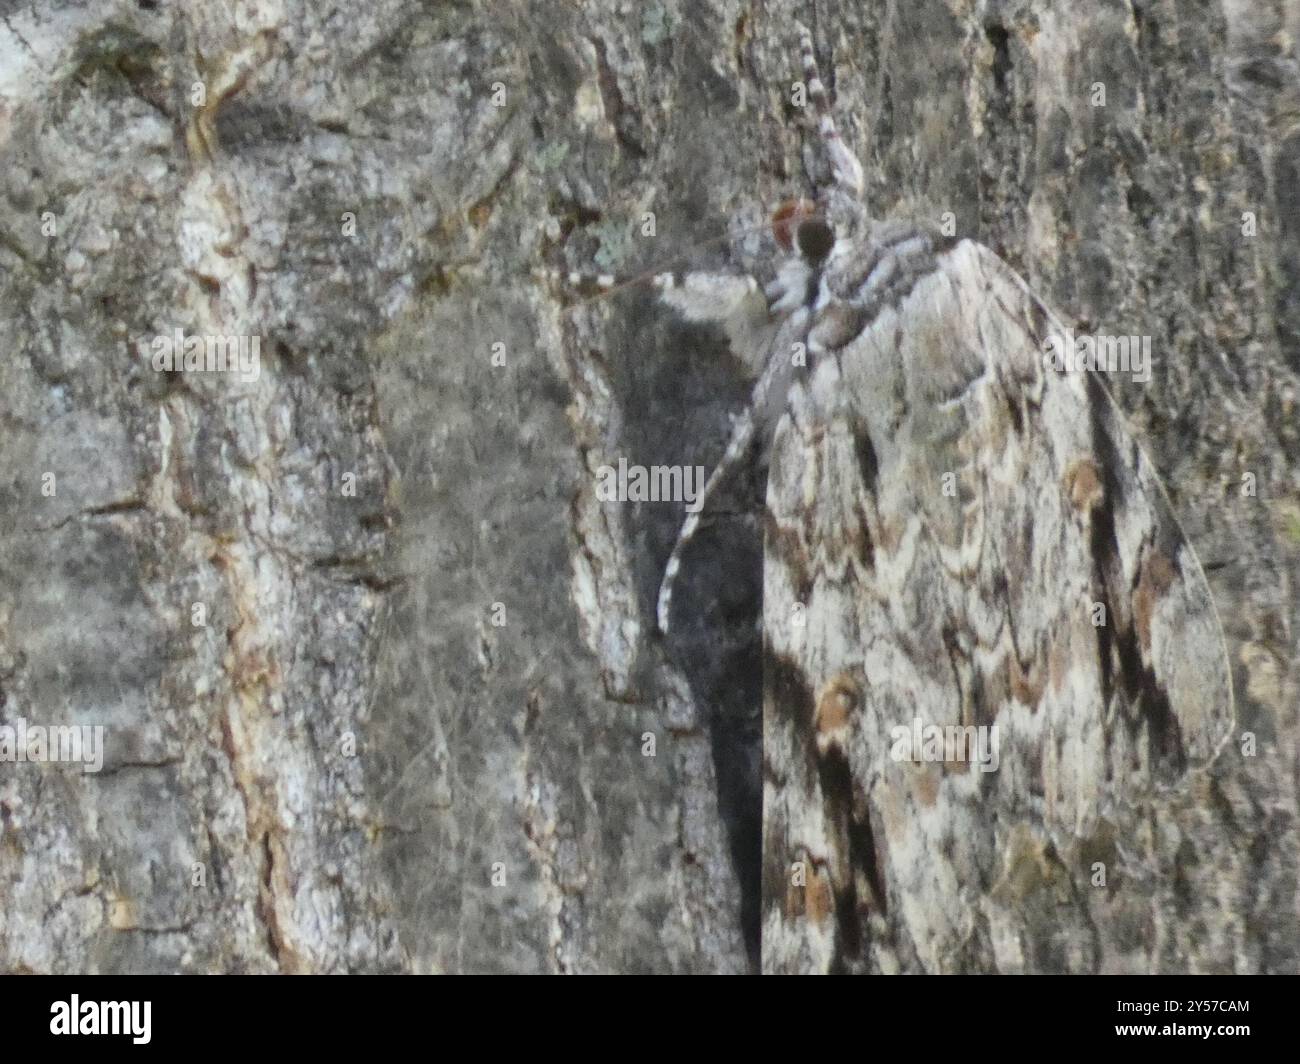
[548,24,1235,973]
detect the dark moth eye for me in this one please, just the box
[796,218,834,263]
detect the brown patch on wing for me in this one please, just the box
[1064,458,1105,515]
[1134,548,1177,654]
[783,872,803,918]
[911,762,941,807]
[763,510,814,606]
[1008,653,1046,709]
[815,673,860,754]
[811,302,869,351]
[800,863,832,920]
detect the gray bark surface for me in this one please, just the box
[0,0,1294,972]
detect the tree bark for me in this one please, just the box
[0,0,1294,972]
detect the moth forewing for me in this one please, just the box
[761,236,1235,974]
[979,243,1237,767]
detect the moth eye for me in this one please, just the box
[796,219,834,263]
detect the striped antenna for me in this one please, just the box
[795,22,864,196]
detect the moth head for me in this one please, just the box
[772,198,836,266]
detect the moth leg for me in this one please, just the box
[656,333,798,634]
[765,260,815,320]
[795,22,864,197]
[656,404,758,634]
[543,265,800,635]
[532,266,639,305]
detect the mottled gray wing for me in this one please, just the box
[761,237,1234,973]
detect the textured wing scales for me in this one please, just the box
[761,237,1234,973]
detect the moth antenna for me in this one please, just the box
[531,267,622,303]
[795,22,864,197]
